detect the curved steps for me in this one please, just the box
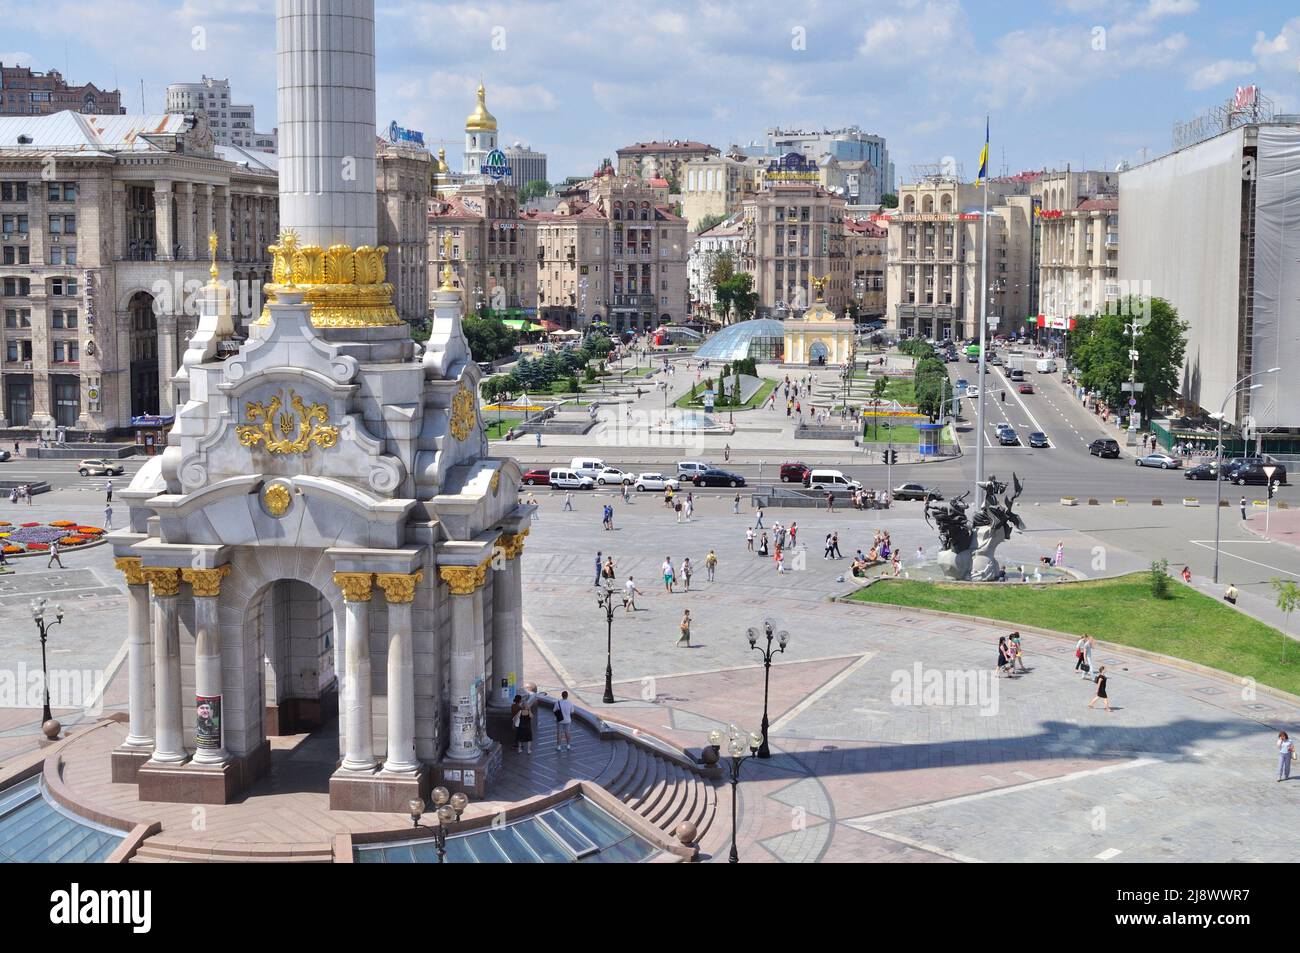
[128,836,332,863]
[596,738,718,856]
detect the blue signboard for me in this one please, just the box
[387,121,425,146]
[480,148,512,181]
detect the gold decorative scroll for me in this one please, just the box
[208,232,219,282]
[498,528,528,560]
[333,572,374,603]
[140,567,182,598]
[449,386,477,442]
[262,483,292,516]
[258,229,400,328]
[490,470,501,494]
[181,565,232,598]
[114,556,146,587]
[439,563,488,595]
[375,571,424,605]
[237,390,340,456]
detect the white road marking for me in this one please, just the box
[1095,847,1123,861]
[579,652,863,689]
[1187,540,1300,578]
[769,651,877,732]
[858,827,985,864]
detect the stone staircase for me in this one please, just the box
[130,839,333,863]
[592,735,720,855]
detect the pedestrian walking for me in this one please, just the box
[824,533,834,559]
[601,555,616,585]
[825,490,835,511]
[754,506,765,529]
[996,636,1016,678]
[724,443,731,462]
[47,538,64,569]
[511,694,534,754]
[104,503,113,529]
[662,556,675,593]
[1278,731,1295,782]
[775,548,786,573]
[1074,635,1090,676]
[674,499,684,523]
[1010,631,1027,672]
[746,527,755,552]
[1086,666,1112,711]
[624,575,643,611]
[758,531,770,557]
[1240,496,1248,520]
[563,490,574,511]
[555,691,575,752]
[681,557,693,592]
[677,609,692,647]
[1181,565,1192,584]
[732,492,741,515]
[535,431,542,448]
[105,480,113,504]
[705,549,717,582]
[594,551,603,587]
[789,522,798,548]
[685,496,694,521]
[831,532,843,559]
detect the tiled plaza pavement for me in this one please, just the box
[521,492,1300,862]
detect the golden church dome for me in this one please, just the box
[465,83,497,132]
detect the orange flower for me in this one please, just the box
[50,520,76,528]
[76,526,105,535]
[61,536,87,545]
[1,545,20,555]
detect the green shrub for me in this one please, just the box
[1149,559,1171,599]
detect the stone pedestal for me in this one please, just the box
[431,741,502,799]
[135,741,270,805]
[329,765,431,813]
[110,746,152,783]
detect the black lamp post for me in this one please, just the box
[32,597,64,735]
[421,785,469,863]
[596,585,622,704]
[747,619,789,758]
[708,726,761,863]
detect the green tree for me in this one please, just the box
[1067,296,1187,423]
[1272,578,1300,663]
[871,374,889,439]
[696,212,727,234]
[717,272,757,323]
[462,315,519,363]
[881,194,899,209]
[518,179,551,203]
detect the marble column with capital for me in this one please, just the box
[175,182,195,261]
[334,572,377,772]
[214,186,231,261]
[489,529,527,713]
[114,557,154,749]
[157,312,179,414]
[182,566,231,765]
[153,181,175,261]
[142,567,186,764]
[375,571,422,774]
[440,563,488,762]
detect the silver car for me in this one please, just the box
[1136,453,1181,470]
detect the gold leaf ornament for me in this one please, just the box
[263,483,292,516]
[449,386,477,442]
[237,390,340,455]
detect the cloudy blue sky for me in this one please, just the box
[2,0,1298,184]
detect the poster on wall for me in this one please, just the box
[196,695,221,749]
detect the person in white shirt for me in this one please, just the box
[623,576,642,612]
[555,691,575,752]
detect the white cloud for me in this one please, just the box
[1187,58,1255,91]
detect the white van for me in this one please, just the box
[1035,358,1057,373]
[549,468,595,490]
[569,457,607,480]
[806,469,862,491]
[676,460,712,480]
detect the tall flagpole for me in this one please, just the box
[974,118,990,505]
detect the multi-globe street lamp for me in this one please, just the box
[31,597,64,737]
[747,619,789,758]
[703,725,761,863]
[596,585,622,704]
[408,786,470,863]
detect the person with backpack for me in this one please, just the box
[555,691,575,752]
[676,609,692,648]
[705,549,718,582]
[511,694,533,754]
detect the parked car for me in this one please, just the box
[805,469,862,491]
[780,462,811,483]
[893,482,942,502]
[595,467,635,486]
[78,458,124,477]
[676,460,712,480]
[1228,461,1288,486]
[692,468,746,488]
[1135,453,1182,470]
[634,473,680,492]
[1184,462,1221,481]
[1028,432,1050,448]
[1017,382,1035,394]
[520,468,550,486]
[547,468,595,490]
[1088,438,1121,458]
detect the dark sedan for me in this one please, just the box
[893,482,943,502]
[1028,432,1050,448]
[693,469,746,488]
[1184,463,1220,480]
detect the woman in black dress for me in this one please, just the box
[511,694,534,753]
[1087,666,1112,711]
[996,637,1015,678]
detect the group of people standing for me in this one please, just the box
[1073,634,1111,711]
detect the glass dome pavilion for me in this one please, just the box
[694,319,786,362]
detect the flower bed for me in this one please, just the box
[0,521,106,555]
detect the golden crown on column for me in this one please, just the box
[260,229,400,328]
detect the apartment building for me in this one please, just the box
[504,143,548,190]
[680,153,759,231]
[845,218,887,320]
[740,183,849,318]
[428,179,536,319]
[688,212,746,321]
[615,140,719,189]
[0,62,124,117]
[166,76,275,151]
[1030,170,1119,320]
[376,137,432,325]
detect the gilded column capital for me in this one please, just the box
[498,528,529,561]
[375,571,424,605]
[114,556,146,586]
[333,571,375,603]
[181,565,232,598]
[140,567,182,598]
[439,563,487,596]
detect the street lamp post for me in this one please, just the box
[417,785,469,863]
[1213,367,1280,584]
[31,598,64,736]
[596,585,621,704]
[748,620,789,758]
[707,725,762,863]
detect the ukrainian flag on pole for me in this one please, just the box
[977,117,989,184]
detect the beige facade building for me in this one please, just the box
[846,218,887,319]
[885,176,1034,340]
[0,111,277,433]
[533,173,689,332]
[616,140,719,188]
[428,180,536,318]
[376,137,431,324]
[740,183,849,319]
[688,212,746,321]
[1031,170,1119,320]
[680,153,759,232]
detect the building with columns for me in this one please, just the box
[376,137,432,325]
[107,0,527,813]
[740,183,849,319]
[0,110,276,433]
[1030,170,1119,321]
[429,181,536,319]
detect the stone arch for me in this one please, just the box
[903,194,915,213]
[128,290,160,417]
[940,193,953,213]
[922,194,934,213]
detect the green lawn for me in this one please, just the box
[849,572,1300,695]
[856,423,954,446]
[483,417,521,440]
[674,378,778,411]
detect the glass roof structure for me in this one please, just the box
[695,319,786,362]
[0,777,125,863]
[355,797,659,864]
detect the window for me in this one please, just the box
[2,214,29,233]
[52,309,77,329]
[2,245,29,264]
[3,277,31,296]
[0,182,28,202]
[50,277,78,296]
[6,339,32,362]
[47,182,76,202]
[4,308,31,328]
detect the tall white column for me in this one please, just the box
[488,530,526,712]
[376,572,421,774]
[142,568,186,764]
[183,566,231,765]
[176,182,195,260]
[154,181,175,261]
[334,572,376,772]
[115,558,154,749]
[441,564,486,761]
[276,0,378,249]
